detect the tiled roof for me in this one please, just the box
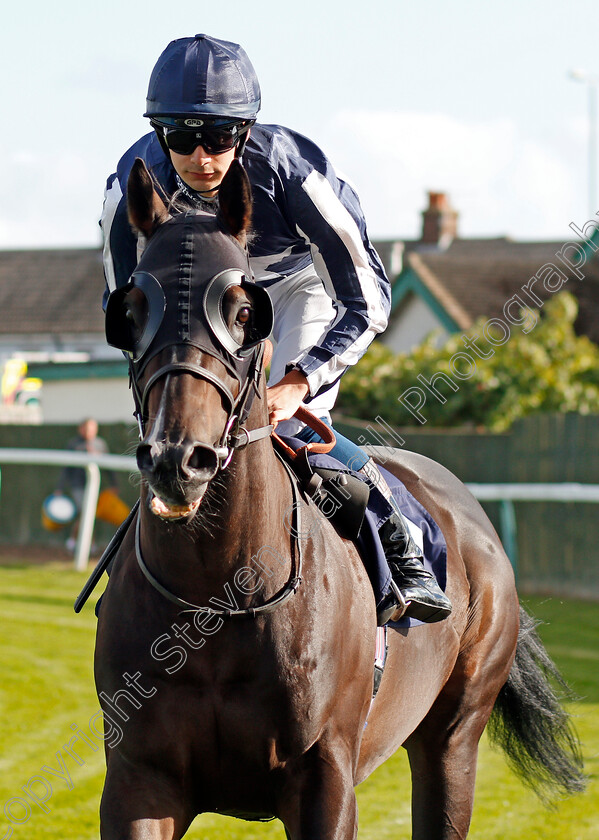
[2,238,599,346]
[0,248,105,335]
[383,237,599,343]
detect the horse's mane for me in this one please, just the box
[167,188,211,215]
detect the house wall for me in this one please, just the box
[39,378,134,424]
[382,291,449,353]
[0,332,132,423]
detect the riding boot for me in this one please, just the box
[358,459,452,626]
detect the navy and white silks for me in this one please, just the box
[101,123,391,435]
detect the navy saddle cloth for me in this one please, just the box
[278,437,448,628]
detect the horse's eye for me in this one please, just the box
[125,308,135,322]
[237,306,252,325]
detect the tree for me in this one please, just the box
[336,292,599,431]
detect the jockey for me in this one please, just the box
[101,34,451,625]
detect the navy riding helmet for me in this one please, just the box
[144,34,261,157]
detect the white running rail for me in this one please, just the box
[1,448,598,574]
[0,449,137,571]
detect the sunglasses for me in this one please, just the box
[153,122,246,156]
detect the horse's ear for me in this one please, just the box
[217,160,252,244]
[127,158,169,238]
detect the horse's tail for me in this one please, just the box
[487,605,586,803]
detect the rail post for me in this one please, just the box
[74,463,101,572]
[498,499,518,580]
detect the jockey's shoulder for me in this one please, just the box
[115,132,172,188]
[244,123,331,182]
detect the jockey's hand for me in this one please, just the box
[267,370,310,427]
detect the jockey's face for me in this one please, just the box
[169,145,236,197]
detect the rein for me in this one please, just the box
[135,454,304,617]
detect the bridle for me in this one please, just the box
[128,334,305,620]
[75,198,317,621]
[104,212,306,617]
[104,210,276,472]
[130,340,274,472]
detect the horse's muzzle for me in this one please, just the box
[136,439,222,517]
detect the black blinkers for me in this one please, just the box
[203,269,274,359]
[105,272,166,362]
[105,268,273,371]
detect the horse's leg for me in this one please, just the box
[405,638,515,840]
[277,742,358,840]
[405,710,485,838]
[99,753,193,840]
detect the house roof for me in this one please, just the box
[2,235,599,346]
[383,236,599,343]
[0,248,105,335]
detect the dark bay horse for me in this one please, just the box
[94,158,584,839]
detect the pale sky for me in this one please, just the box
[2,0,598,249]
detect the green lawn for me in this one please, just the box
[0,561,597,838]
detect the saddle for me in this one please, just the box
[272,411,448,629]
[272,408,370,541]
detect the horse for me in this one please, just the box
[94,157,585,839]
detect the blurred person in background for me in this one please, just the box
[56,418,118,553]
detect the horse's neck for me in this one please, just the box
[218,435,287,544]
[217,388,287,542]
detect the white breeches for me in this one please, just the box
[265,265,338,437]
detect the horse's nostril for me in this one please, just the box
[136,444,154,472]
[137,440,218,482]
[187,445,219,476]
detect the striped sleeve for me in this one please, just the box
[100,173,123,295]
[99,133,172,308]
[284,149,390,399]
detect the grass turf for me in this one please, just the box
[0,561,597,838]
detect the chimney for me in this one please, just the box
[420,192,458,248]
